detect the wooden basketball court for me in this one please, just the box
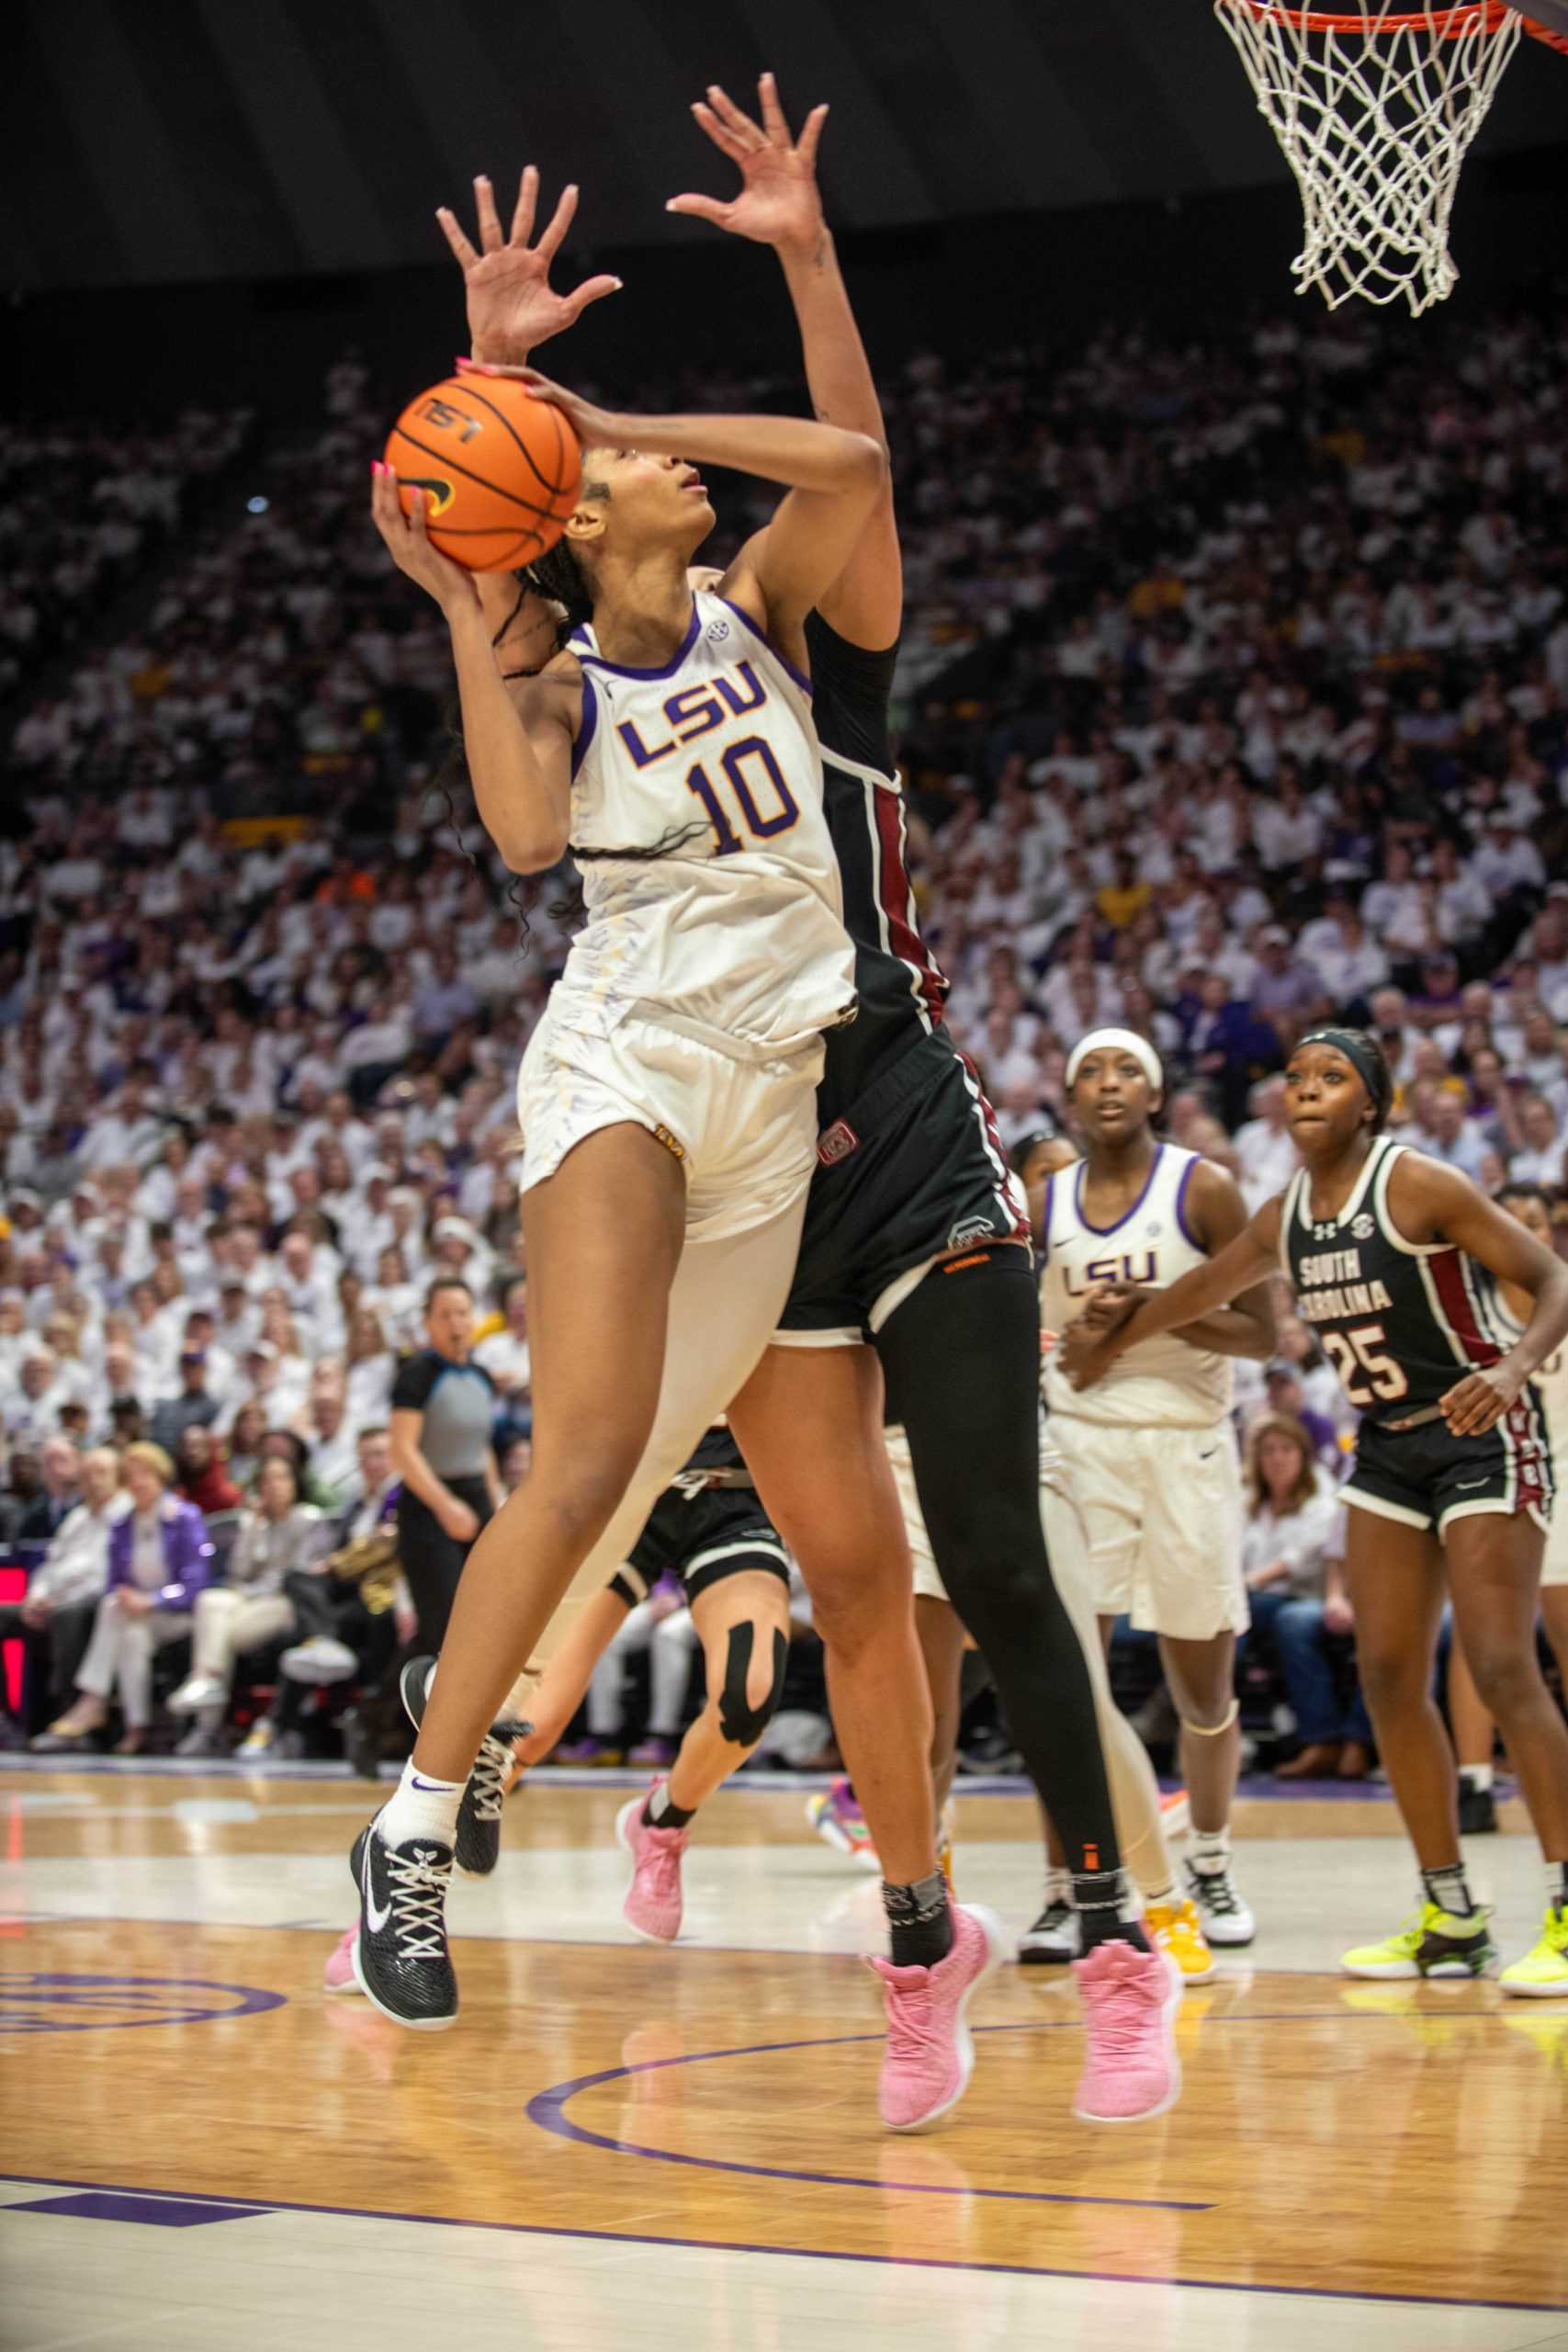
[4,1762,1565,2349]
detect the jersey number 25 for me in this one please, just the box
[1321,1322,1410,1408]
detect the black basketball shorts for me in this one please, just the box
[773,1028,1030,1345]
[610,1479,789,1609]
[1344,1396,1553,1539]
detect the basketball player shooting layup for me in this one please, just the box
[373,81,1181,2130]
[1064,1029,1568,1997]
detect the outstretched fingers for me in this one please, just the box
[434,206,479,271]
[690,99,750,166]
[536,181,580,262]
[510,162,539,247]
[797,102,829,168]
[473,173,505,254]
[704,82,766,149]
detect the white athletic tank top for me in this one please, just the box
[558,591,855,1057]
[1041,1142,1233,1430]
[1489,1289,1568,1487]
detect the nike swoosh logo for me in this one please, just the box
[1199,1447,1219,1461]
[410,1775,448,1792]
[1453,1479,1489,1492]
[363,1836,391,1936]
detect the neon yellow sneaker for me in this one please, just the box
[1500,1904,1568,1999]
[1340,1901,1496,1981]
[1147,1895,1215,1985]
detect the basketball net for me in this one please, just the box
[1214,4,1564,315]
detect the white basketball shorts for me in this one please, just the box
[517,1002,821,1245]
[1049,1417,1248,1639]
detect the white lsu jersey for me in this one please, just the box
[1490,1289,1568,1491]
[1042,1142,1234,1430]
[559,591,856,1057]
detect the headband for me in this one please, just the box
[1066,1028,1163,1094]
[1295,1027,1382,1103]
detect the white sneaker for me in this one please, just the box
[167,1674,226,1717]
[280,1637,359,1685]
[1185,1857,1256,1948]
[175,1724,224,1758]
[1018,1894,1080,1965]
[238,1721,276,1757]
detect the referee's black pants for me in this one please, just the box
[395,1478,492,1657]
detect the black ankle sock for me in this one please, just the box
[883,1870,953,1968]
[643,1786,694,1830]
[1422,1863,1476,1919]
[1074,1869,1151,1955]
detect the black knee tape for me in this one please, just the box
[717,1621,788,1747]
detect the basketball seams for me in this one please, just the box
[386,424,560,524]
[385,374,578,573]
[440,378,578,502]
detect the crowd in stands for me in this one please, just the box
[1,290,1565,1770]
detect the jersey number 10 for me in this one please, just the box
[1321,1321,1410,1408]
[685,735,800,854]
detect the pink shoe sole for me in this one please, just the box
[885,1903,1007,2135]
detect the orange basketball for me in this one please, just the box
[383,373,581,572]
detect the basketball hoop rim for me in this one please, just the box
[1216,0,1568,48]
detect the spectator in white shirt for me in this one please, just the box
[1232,1077,1298,1212]
[1412,1089,1493,1181]
[473,1276,531,1409]
[1508,1094,1565,1189]
[0,1446,126,1739]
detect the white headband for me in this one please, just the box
[1065,1028,1163,1094]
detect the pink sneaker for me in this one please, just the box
[615,1786,688,1943]
[865,1903,1004,2132]
[322,1927,361,1995]
[1072,1938,1182,2123]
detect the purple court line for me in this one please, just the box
[0,1973,288,2035]
[2,2166,1562,2315]
[528,2025,1210,2212]
[524,2007,1517,2211]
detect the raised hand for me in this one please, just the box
[668,72,828,258]
[369,461,479,618]
[436,169,622,368]
[461,364,617,451]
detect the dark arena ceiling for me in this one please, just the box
[5,0,1566,292]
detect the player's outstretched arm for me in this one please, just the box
[1168,1161,1279,1362]
[369,463,575,873]
[1062,1197,1284,1390]
[1387,1155,1568,1435]
[439,168,621,368]
[671,74,901,650]
[504,370,887,657]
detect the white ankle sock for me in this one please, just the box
[379,1758,464,1849]
[1461,1763,1494,1793]
[1190,1826,1232,1874]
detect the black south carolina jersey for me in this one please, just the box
[1282,1137,1517,1420]
[806,613,948,1125]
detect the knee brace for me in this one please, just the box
[716,1621,788,1747]
[1181,1697,1240,1738]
